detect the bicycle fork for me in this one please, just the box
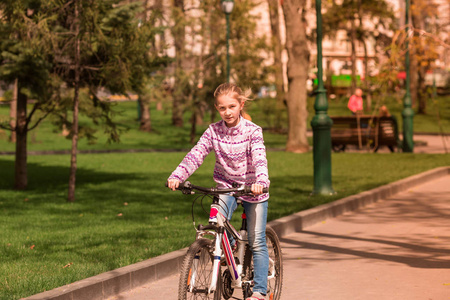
[191,203,249,295]
[189,206,225,295]
[188,228,222,295]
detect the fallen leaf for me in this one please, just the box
[63,263,73,268]
[24,198,29,202]
[30,245,35,250]
[117,213,123,217]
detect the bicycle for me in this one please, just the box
[169,181,283,300]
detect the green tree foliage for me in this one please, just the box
[409,0,441,114]
[321,0,396,92]
[133,0,171,132]
[0,0,60,189]
[51,1,167,139]
[0,0,166,193]
[369,0,445,116]
[226,0,272,89]
[50,0,168,201]
[163,0,272,131]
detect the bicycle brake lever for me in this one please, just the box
[179,181,194,194]
[182,189,195,195]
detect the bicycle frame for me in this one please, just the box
[172,181,278,299]
[193,196,250,294]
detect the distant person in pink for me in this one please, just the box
[347,88,363,114]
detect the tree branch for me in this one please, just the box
[28,109,54,131]
[0,123,13,131]
[26,103,40,128]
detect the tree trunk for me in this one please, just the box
[68,0,81,202]
[411,2,426,114]
[267,0,286,130]
[172,0,185,127]
[9,79,18,143]
[14,82,27,190]
[409,0,418,110]
[358,5,371,113]
[361,39,371,112]
[139,94,152,132]
[409,45,418,108]
[138,0,153,129]
[417,68,427,114]
[350,9,357,93]
[282,0,310,153]
[190,106,197,145]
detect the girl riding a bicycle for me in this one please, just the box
[167,82,270,300]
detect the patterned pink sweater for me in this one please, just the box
[168,117,270,203]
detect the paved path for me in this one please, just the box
[107,175,450,300]
[412,134,449,154]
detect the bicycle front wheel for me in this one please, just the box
[266,226,283,300]
[178,238,221,300]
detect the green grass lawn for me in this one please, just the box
[0,152,449,299]
[1,94,449,153]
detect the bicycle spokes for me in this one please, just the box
[179,239,220,300]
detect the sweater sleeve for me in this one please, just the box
[168,127,213,182]
[250,127,270,188]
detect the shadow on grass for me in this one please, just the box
[0,156,204,277]
[0,158,140,191]
[0,156,201,229]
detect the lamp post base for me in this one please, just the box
[311,114,335,196]
[402,106,414,153]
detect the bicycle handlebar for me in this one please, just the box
[165,181,269,195]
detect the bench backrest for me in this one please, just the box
[330,115,399,146]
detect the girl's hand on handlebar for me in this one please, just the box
[251,183,264,195]
[167,179,180,191]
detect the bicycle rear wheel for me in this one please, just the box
[243,226,283,300]
[178,238,221,300]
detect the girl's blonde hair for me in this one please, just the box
[213,83,252,105]
[214,83,253,120]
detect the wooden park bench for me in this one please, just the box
[330,115,400,152]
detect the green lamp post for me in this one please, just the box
[310,0,335,195]
[402,0,414,152]
[221,0,234,83]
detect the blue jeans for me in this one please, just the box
[218,194,269,295]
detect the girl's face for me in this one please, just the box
[215,94,244,127]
